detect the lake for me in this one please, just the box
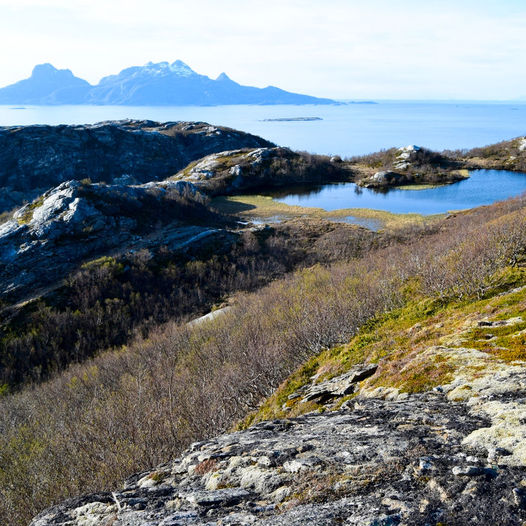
[1,101,526,157]
[270,170,526,215]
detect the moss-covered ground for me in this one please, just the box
[239,267,526,428]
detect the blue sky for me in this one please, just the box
[1,0,525,99]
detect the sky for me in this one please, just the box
[1,0,525,100]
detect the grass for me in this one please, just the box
[239,267,526,426]
[212,194,442,230]
[397,184,446,191]
[16,196,44,225]
[0,208,16,226]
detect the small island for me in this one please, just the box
[260,117,323,122]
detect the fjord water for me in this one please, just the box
[1,101,526,157]
[272,170,526,215]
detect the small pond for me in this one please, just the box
[270,170,526,215]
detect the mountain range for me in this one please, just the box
[0,61,338,106]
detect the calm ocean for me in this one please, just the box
[1,101,525,157]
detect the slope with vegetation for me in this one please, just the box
[460,136,526,172]
[0,202,376,388]
[0,190,523,525]
[2,126,526,525]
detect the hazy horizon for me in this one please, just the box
[4,61,526,103]
[1,0,525,100]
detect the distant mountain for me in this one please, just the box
[0,64,92,104]
[0,61,338,106]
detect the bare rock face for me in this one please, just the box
[30,392,526,526]
[0,179,229,301]
[393,145,422,171]
[288,364,378,404]
[0,120,274,212]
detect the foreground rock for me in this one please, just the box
[0,120,273,212]
[288,363,378,404]
[31,392,526,526]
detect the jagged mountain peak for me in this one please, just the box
[138,60,198,77]
[216,72,233,82]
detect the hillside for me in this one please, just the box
[0,184,375,387]
[0,188,522,525]
[0,61,337,106]
[460,136,526,172]
[0,120,273,213]
[0,179,224,302]
[25,198,526,525]
[0,124,387,391]
[171,147,352,195]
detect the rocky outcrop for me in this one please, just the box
[288,363,378,404]
[0,179,233,301]
[173,147,351,195]
[367,170,403,186]
[30,391,526,526]
[0,120,273,212]
[392,145,422,171]
[355,145,467,189]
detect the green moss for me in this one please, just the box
[148,470,167,483]
[236,354,321,428]
[239,268,526,426]
[16,196,44,225]
[380,354,455,394]
[81,256,123,272]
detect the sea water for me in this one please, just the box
[271,170,526,215]
[1,101,526,157]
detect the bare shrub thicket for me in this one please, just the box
[0,196,525,526]
[0,221,378,387]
